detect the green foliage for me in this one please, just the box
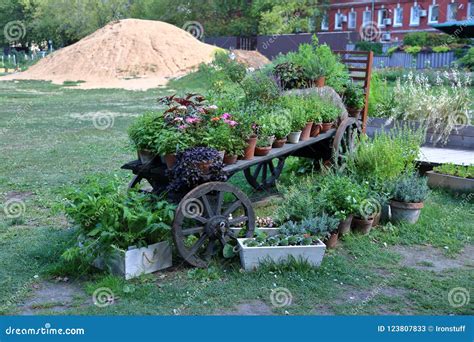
[275,176,319,222]
[319,101,340,123]
[343,82,365,110]
[458,47,474,71]
[368,73,397,118]
[391,173,430,203]
[432,45,450,53]
[61,175,176,267]
[403,32,429,47]
[213,51,247,84]
[127,111,164,153]
[387,46,398,56]
[273,61,307,90]
[241,71,280,105]
[280,214,339,237]
[404,46,422,55]
[258,107,292,139]
[403,32,470,48]
[433,163,474,179]
[355,41,383,56]
[278,95,308,131]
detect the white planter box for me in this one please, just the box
[237,238,326,271]
[230,227,280,237]
[94,241,172,280]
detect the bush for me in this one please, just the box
[368,73,397,118]
[355,41,383,56]
[241,71,280,104]
[432,45,450,53]
[404,46,422,55]
[128,112,165,153]
[391,173,429,203]
[403,32,429,47]
[458,47,474,71]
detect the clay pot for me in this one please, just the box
[138,150,156,164]
[164,154,176,169]
[321,122,333,133]
[288,131,302,143]
[338,215,353,235]
[223,154,238,165]
[254,146,272,156]
[324,232,338,249]
[268,135,276,146]
[347,108,362,119]
[272,138,287,148]
[315,76,325,87]
[372,211,382,228]
[390,201,424,224]
[310,123,322,137]
[242,136,257,160]
[218,150,225,161]
[300,121,314,141]
[352,216,374,234]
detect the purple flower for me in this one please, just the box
[221,113,232,120]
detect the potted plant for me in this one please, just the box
[427,163,474,192]
[343,82,365,118]
[157,129,194,169]
[255,136,273,156]
[234,111,258,160]
[288,107,307,143]
[62,176,176,279]
[222,134,246,165]
[310,114,323,138]
[320,102,340,132]
[390,173,430,224]
[267,112,291,148]
[127,111,164,163]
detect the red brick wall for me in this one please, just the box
[320,0,471,42]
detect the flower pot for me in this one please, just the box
[268,135,276,146]
[300,121,314,141]
[272,137,287,148]
[288,131,302,143]
[371,211,382,228]
[93,241,172,280]
[218,150,225,161]
[310,123,322,137]
[347,108,362,119]
[338,215,353,235]
[237,238,326,271]
[164,154,176,169]
[390,200,424,224]
[324,232,339,249]
[315,76,325,87]
[321,122,333,133]
[196,161,212,174]
[254,146,272,156]
[138,150,156,164]
[223,154,238,165]
[242,136,257,160]
[352,216,374,234]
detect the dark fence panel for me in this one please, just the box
[204,36,238,50]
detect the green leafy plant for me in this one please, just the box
[157,128,195,155]
[355,41,383,55]
[404,46,422,55]
[241,71,280,105]
[432,45,450,53]
[266,109,292,139]
[275,176,319,222]
[213,51,247,84]
[128,111,165,153]
[391,173,430,203]
[433,163,474,179]
[343,82,365,110]
[458,47,474,71]
[273,61,307,90]
[279,95,308,131]
[319,101,340,123]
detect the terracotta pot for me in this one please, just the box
[288,131,302,143]
[321,122,333,132]
[254,146,272,156]
[218,150,225,161]
[347,108,362,119]
[272,137,287,148]
[164,154,176,169]
[300,121,313,141]
[352,216,374,234]
[138,149,156,164]
[324,232,338,249]
[390,200,424,224]
[196,161,212,174]
[223,154,238,165]
[315,76,325,87]
[338,215,353,235]
[310,123,322,137]
[242,136,257,160]
[268,135,276,146]
[372,212,382,228]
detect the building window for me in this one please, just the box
[348,11,357,29]
[321,12,329,30]
[378,8,388,27]
[410,4,421,26]
[363,10,372,26]
[335,13,343,30]
[429,4,439,23]
[394,7,403,26]
[447,3,458,21]
[469,0,474,19]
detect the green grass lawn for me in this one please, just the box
[0,78,473,316]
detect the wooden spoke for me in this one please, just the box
[332,117,362,168]
[173,182,255,268]
[244,157,286,191]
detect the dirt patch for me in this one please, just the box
[216,300,274,315]
[5,191,34,201]
[391,245,474,272]
[18,281,89,315]
[233,50,270,69]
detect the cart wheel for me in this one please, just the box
[332,117,361,168]
[173,182,255,268]
[244,157,286,191]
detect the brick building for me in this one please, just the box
[319,0,474,42]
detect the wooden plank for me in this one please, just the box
[348,67,368,72]
[418,147,474,165]
[341,59,368,64]
[223,129,336,174]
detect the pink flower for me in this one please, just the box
[226,120,238,127]
[185,117,201,124]
[178,125,187,130]
[221,113,232,120]
[173,117,184,122]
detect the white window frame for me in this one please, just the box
[393,7,403,27]
[428,4,439,23]
[348,11,357,29]
[321,12,329,30]
[410,5,421,26]
[335,12,343,30]
[378,9,388,27]
[469,0,474,19]
[447,3,458,21]
[362,10,372,26]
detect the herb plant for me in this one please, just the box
[391,173,430,203]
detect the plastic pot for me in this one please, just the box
[300,121,313,141]
[288,131,302,143]
[272,138,287,148]
[390,200,424,224]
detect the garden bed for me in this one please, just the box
[426,171,474,192]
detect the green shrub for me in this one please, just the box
[458,47,474,71]
[128,112,165,153]
[319,101,340,123]
[275,177,319,222]
[355,41,383,55]
[343,82,365,110]
[387,46,398,56]
[404,32,428,47]
[213,50,247,84]
[432,45,450,53]
[368,73,397,118]
[433,163,474,179]
[241,71,280,104]
[404,46,422,55]
[391,173,430,203]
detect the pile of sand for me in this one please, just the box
[233,50,270,69]
[1,19,219,90]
